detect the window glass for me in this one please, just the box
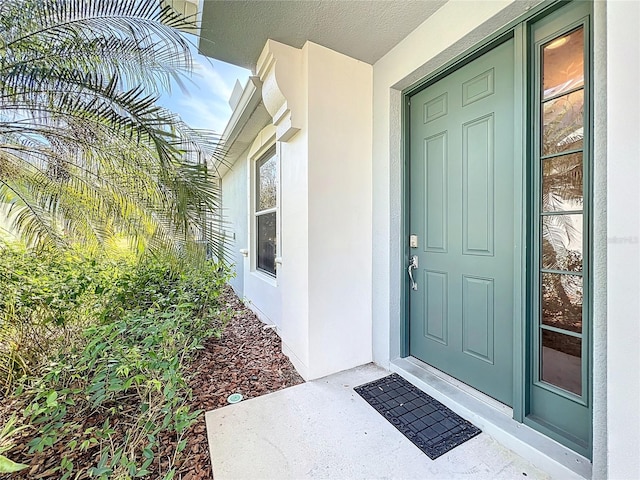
[541,214,583,272]
[542,27,584,98]
[256,212,276,275]
[542,153,583,212]
[542,90,584,156]
[255,149,277,277]
[541,329,582,395]
[257,154,277,211]
[537,25,586,396]
[541,273,583,333]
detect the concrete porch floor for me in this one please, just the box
[205,364,556,479]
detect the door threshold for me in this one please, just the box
[405,357,514,417]
[390,357,591,480]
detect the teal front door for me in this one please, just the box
[408,39,516,406]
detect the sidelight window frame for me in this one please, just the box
[530,13,592,407]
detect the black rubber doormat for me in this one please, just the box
[354,373,481,459]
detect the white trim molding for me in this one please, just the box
[256,40,304,142]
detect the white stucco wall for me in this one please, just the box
[606,1,640,478]
[279,126,311,375]
[222,148,249,297]
[305,42,373,379]
[225,40,373,380]
[276,41,373,379]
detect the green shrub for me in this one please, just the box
[1,245,232,478]
[0,245,109,393]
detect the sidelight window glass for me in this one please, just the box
[542,152,583,212]
[537,25,587,397]
[542,27,585,98]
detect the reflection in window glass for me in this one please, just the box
[537,21,587,400]
[257,154,277,211]
[543,27,585,98]
[542,90,584,156]
[541,273,583,333]
[256,212,276,276]
[541,329,582,395]
[542,214,583,272]
[542,153,583,212]
[256,149,277,277]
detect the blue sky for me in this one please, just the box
[157,42,251,134]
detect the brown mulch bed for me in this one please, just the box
[1,287,304,479]
[167,288,304,479]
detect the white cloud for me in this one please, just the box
[192,58,235,101]
[176,93,231,133]
[158,52,250,134]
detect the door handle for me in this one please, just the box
[408,255,418,291]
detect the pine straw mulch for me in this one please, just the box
[1,287,304,480]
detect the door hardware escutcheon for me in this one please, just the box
[408,255,418,290]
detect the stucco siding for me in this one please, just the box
[222,147,249,297]
[278,125,311,377]
[306,42,373,378]
[606,1,640,478]
[221,40,373,380]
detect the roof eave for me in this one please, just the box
[211,76,269,177]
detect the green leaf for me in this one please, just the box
[46,390,59,407]
[176,439,187,453]
[90,466,112,476]
[0,454,29,473]
[142,447,154,459]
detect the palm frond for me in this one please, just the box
[0,0,228,260]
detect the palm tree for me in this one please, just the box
[0,0,225,257]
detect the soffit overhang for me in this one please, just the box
[198,0,447,71]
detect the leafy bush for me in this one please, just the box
[0,246,109,393]
[0,245,231,478]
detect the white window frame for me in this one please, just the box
[250,143,280,281]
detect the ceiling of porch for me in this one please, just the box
[198,0,447,71]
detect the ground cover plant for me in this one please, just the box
[0,243,231,478]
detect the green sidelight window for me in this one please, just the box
[537,25,587,398]
[526,1,593,456]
